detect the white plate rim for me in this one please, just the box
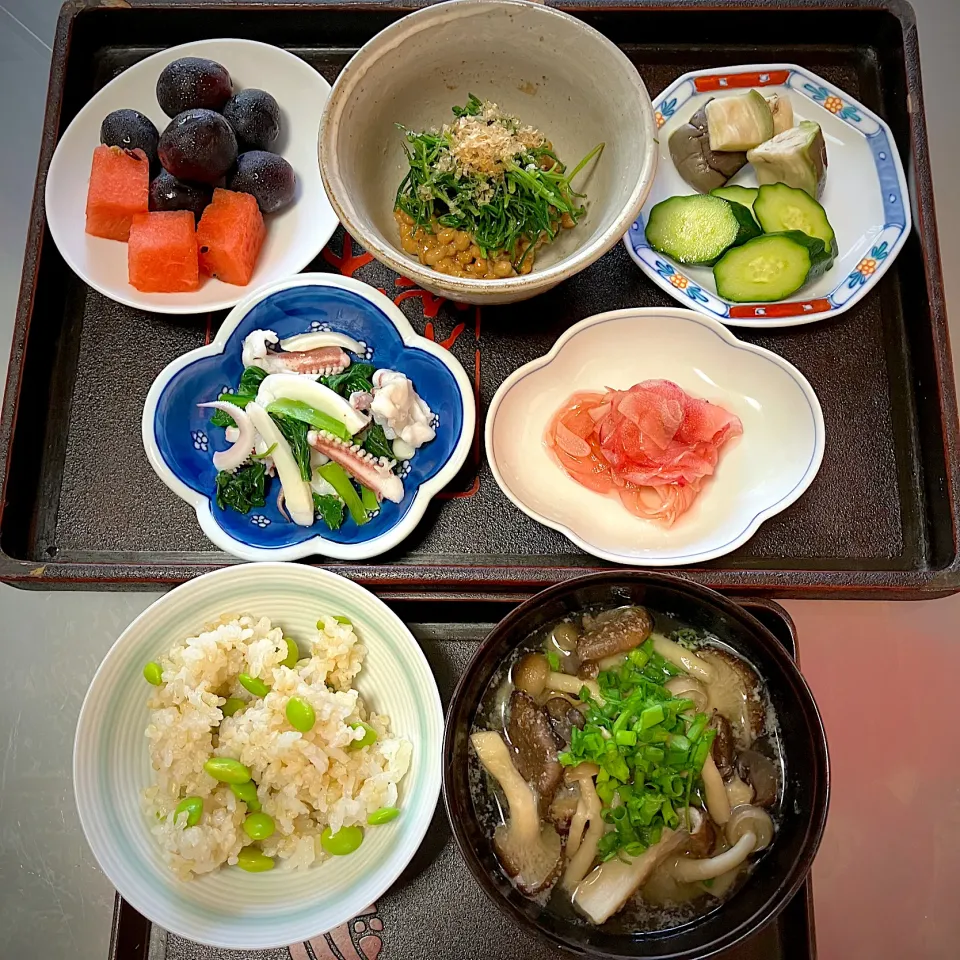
[141,272,476,561]
[72,562,443,949]
[484,306,826,565]
[44,38,338,315]
[622,62,912,328]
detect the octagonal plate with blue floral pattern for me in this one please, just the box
[142,274,475,561]
[624,63,911,327]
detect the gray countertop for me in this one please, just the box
[2,2,960,958]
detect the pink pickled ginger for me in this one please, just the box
[544,380,742,526]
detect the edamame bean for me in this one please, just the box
[238,673,269,697]
[221,697,245,718]
[349,722,378,749]
[174,796,203,827]
[229,781,261,812]
[204,757,251,784]
[243,812,275,840]
[281,638,299,669]
[286,697,315,733]
[237,847,274,873]
[320,825,363,856]
[143,662,163,685]
[317,615,352,629]
[280,637,299,669]
[367,807,400,826]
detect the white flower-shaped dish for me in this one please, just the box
[486,308,825,566]
[46,39,339,314]
[142,274,475,561]
[624,63,911,327]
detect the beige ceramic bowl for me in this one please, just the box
[319,0,657,305]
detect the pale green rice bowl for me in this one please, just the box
[74,563,442,950]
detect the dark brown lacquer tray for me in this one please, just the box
[106,597,816,960]
[1,0,957,599]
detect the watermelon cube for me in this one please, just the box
[84,145,149,241]
[127,211,199,293]
[197,188,265,286]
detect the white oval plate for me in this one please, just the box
[624,63,911,327]
[486,308,825,566]
[46,39,338,314]
[74,563,443,950]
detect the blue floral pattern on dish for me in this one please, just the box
[152,284,466,552]
[624,64,911,327]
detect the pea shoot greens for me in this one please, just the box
[395,94,603,268]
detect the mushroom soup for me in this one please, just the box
[469,605,784,931]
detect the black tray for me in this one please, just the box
[107,597,816,960]
[2,0,957,599]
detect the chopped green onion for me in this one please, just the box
[545,651,561,672]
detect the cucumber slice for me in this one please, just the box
[753,183,838,260]
[713,232,829,302]
[645,194,761,266]
[710,186,759,218]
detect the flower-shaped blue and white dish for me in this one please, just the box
[624,63,910,327]
[143,274,475,561]
[486,307,825,566]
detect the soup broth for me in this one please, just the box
[469,605,783,932]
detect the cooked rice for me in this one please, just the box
[143,613,412,879]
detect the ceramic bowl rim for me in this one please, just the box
[318,0,658,300]
[141,273,476,560]
[484,306,826,565]
[623,61,912,327]
[45,37,339,315]
[74,561,443,949]
[442,570,830,960]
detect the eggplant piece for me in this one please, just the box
[669,102,747,194]
[705,90,774,152]
[765,93,795,136]
[747,120,828,199]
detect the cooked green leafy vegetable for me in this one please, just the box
[395,95,603,268]
[313,493,344,531]
[265,398,352,441]
[215,462,267,514]
[558,637,715,861]
[360,423,394,461]
[359,485,379,514]
[317,462,369,526]
[321,363,374,398]
[270,414,312,482]
[210,366,269,428]
[238,366,267,396]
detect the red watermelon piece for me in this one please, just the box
[84,145,149,241]
[127,211,199,293]
[196,188,265,286]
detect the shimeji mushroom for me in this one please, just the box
[571,826,688,924]
[670,805,774,883]
[651,634,714,682]
[470,731,563,895]
[561,764,604,891]
[700,752,732,826]
[514,653,603,702]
